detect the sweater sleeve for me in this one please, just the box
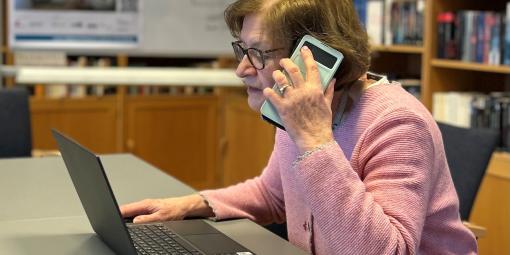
[199,143,286,225]
[294,112,436,254]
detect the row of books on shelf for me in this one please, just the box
[437,4,510,65]
[354,0,424,46]
[433,91,510,151]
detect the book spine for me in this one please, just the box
[437,12,447,58]
[483,13,493,64]
[366,0,384,45]
[410,1,416,44]
[433,92,443,122]
[444,12,456,59]
[401,1,410,44]
[455,11,465,60]
[416,0,425,45]
[463,11,474,61]
[476,12,485,63]
[489,14,502,65]
[354,0,368,27]
[384,0,394,45]
[504,2,510,65]
[391,1,400,44]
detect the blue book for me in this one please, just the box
[489,13,501,65]
[504,3,510,65]
[354,0,368,27]
[476,12,485,63]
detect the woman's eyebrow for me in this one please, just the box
[249,41,263,48]
[241,38,263,48]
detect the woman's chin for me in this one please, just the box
[246,88,265,111]
[247,97,264,112]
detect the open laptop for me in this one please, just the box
[52,129,254,255]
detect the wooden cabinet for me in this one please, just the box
[28,92,276,190]
[124,95,220,190]
[221,93,275,186]
[30,96,120,154]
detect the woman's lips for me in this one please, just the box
[247,87,261,94]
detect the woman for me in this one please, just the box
[121,0,478,254]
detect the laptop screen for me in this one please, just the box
[52,129,138,255]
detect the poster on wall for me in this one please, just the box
[9,0,142,51]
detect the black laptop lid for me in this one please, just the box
[52,129,138,255]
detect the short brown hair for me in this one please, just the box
[225,0,370,88]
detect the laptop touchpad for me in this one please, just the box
[184,234,253,254]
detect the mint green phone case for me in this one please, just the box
[260,35,344,130]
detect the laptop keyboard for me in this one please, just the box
[128,224,201,255]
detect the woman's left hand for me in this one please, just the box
[263,46,336,154]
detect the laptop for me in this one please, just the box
[52,129,255,255]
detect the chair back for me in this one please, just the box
[437,122,499,220]
[0,88,32,158]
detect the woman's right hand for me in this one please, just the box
[120,194,214,224]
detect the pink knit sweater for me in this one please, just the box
[201,83,478,254]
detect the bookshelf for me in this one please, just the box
[366,0,509,253]
[422,0,510,254]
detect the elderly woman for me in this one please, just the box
[121,0,478,254]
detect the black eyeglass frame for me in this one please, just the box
[231,41,284,70]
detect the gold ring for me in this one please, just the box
[278,84,291,95]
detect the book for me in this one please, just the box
[476,12,485,63]
[483,13,492,64]
[354,0,368,27]
[461,11,476,62]
[469,11,479,62]
[488,13,502,65]
[437,12,446,58]
[384,0,394,45]
[505,2,510,65]
[455,11,464,60]
[437,12,456,59]
[434,92,482,129]
[366,0,384,45]
[467,92,510,151]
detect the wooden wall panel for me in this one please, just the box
[30,96,119,153]
[125,96,219,190]
[222,94,275,186]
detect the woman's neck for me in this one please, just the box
[331,77,374,115]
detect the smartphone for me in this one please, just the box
[260,34,344,130]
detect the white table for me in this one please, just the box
[0,154,305,255]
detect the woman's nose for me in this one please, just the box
[235,55,257,78]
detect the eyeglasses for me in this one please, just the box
[231,41,284,70]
